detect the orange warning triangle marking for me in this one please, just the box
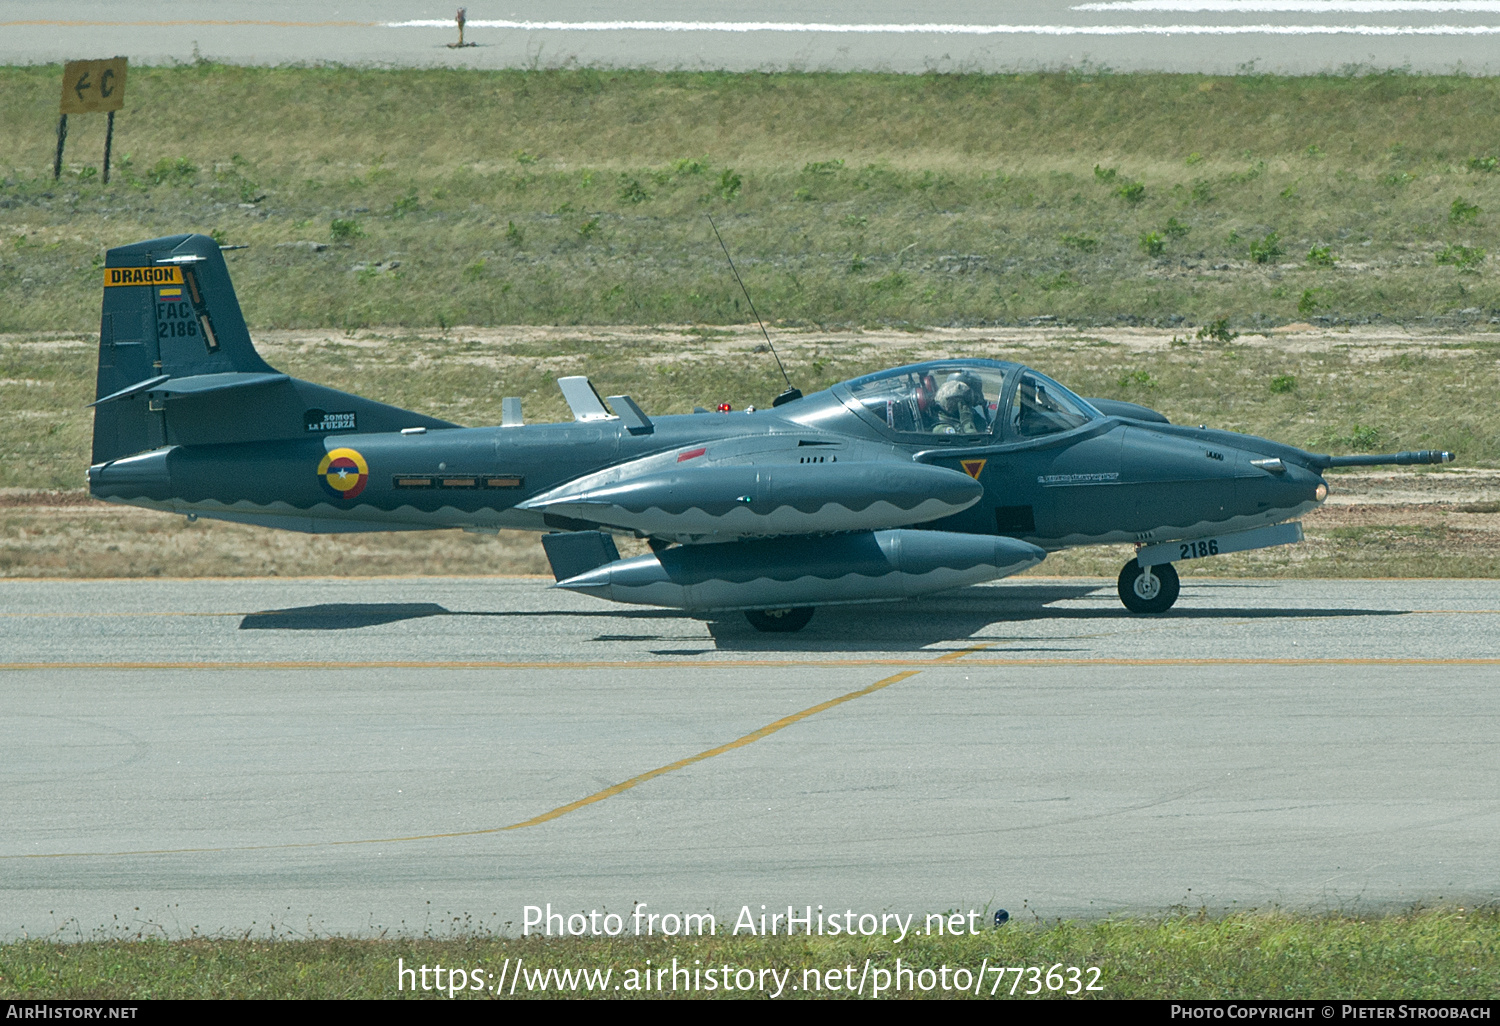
[960,459,987,480]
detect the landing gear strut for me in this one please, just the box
[745,607,815,633]
[1118,560,1180,614]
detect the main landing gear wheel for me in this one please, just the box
[1118,560,1181,614]
[745,607,815,633]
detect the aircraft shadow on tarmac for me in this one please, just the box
[238,589,1409,652]
[701,584,1411,651]
[237,602,684,630]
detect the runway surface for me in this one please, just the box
[2,575,1497,939]
[6,0,1500,73]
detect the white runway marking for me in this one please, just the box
[1076,0,1500,10]
[385,19,1500,35]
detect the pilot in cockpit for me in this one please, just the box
[932,374,980,434]
[931,371,990,435]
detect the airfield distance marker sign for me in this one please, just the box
[56,57,127,182]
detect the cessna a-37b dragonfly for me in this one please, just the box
[88,234,1453,631]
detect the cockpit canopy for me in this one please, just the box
[840,361,1098,441]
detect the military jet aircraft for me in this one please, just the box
[87,234,1453,631]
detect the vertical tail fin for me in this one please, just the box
[93,233,274,463]
[91,233,454,466]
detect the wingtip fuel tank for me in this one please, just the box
[554,529,1046,612]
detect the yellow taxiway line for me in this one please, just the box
[6,663,947,860]
[6,641,1492,860]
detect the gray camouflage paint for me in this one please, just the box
[86,232,1416,612]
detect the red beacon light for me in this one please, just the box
[717,403,732,413]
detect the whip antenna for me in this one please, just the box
[708,214,801,406]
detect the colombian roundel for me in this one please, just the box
[318,447,369,499]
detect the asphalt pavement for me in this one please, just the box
[2,575,1496,939]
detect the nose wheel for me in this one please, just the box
[745,607,815,632]
[1118,560,1180,614]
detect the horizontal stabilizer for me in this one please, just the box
[91,371,288,407]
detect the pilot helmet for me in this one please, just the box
[947,371,985,400]
[934,378,975,414]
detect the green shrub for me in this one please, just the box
[1061,234,1098,252]
[717,169,742,201]
[147,157,198,187]
[390,188,419,218]
[505,220,524,246]
[1139,231,1165,257]
[1163,217,1191,239]
[1249,231,1284,264]
[1197,318,1239,343]
[1436,244,1486,270]
[1093,165,1118,182]
[578,216,601,238]
[1227,161,1266,185]
[1116,181,1145,204]
[617,176,650,204]
[329,218,364,243]
[1306,245,1335,267]
[1297,288,1321,315]
[1467,155,1498,173]
[1270,374,1298,394]
[1449,198,1480,224]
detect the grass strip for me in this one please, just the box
[2,908,1495,999]
[4,66,1500,331]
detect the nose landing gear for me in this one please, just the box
[1118,560,1180,614]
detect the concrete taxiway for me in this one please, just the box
[1,575,1496,939]
[7,1,1500,74]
